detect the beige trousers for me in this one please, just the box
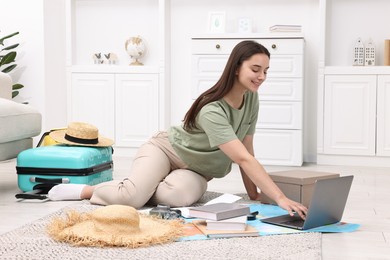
[90,132,208,208]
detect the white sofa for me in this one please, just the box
[0,72,41,161]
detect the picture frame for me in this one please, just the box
[208,11,226,34]
[238,17,252,33]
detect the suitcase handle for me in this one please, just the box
[15,189,48,200]
[15,193,47,200]
[29,177,70,184]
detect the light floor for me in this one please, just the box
[1,156,389,260]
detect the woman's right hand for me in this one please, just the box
[276,195,308,220]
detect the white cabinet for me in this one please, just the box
[66,0,169,153]
[69,71,159,150]
[70,73,115,139]
[318,68,390,166]
[191,36,304,166]
[377,75,390,156]
[323,75,376,155]
[115,74,159,147]
[317,0,390,166]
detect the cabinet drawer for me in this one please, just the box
[259,78,302,101]
[192,38,304,55]
[191,77,303,101]
[268,55,303,77]
[191,54,303,99]
[257,101,302,129]
[191,77,215,99]
[191,55,227,77]
[192,55,302,78]
[254,130,302,166]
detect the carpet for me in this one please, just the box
[0,192,322,260]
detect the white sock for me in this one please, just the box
[48,184,86,201]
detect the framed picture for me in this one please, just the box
[208,11,226,33]
[238,18,252,33]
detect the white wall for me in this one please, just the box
[326,0,390,66]
[0,0,45,113]
[170,0,320,163]
[0,0,68,136]
[43,0,67,130]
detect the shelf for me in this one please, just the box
[192,33,304,40]
[324,66,390,75]
[67,0,160,67]
[68,65,159,74]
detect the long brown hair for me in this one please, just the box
[183,40,270,131]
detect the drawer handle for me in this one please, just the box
[272,44,277,49]
[215,44,221,49]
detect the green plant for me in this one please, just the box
[0,31,24,98]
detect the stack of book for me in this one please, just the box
[269,24,302,32]
[206,215,247,231]
[188,202,259,238]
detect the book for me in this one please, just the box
[188,202,250,221]
[206,215,247,231]
[192,220,259,238]
[269,24,302,32]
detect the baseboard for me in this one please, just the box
[317,154,390,167]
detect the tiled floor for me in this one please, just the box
[1,156,389,259]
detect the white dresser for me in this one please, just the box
[191,36,305,166]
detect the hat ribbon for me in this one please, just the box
[65,134,99,145]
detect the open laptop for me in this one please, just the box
[261,175,354,230]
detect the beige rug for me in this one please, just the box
[0,193,322,259]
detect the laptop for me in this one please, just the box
[261,175,354,230]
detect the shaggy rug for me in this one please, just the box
[0,192,322,259]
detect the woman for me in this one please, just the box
[49,40,307,219]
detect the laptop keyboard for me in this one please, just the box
[282,219,305,227]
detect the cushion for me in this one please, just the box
[0,138,33,161]
[0,98,41,143]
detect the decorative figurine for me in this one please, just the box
[364,39,375,66]
[104,53,118,65]
[125,36,146,66]
[93,53,103,64]
[353,38,364,66]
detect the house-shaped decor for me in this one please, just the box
[364,38,375,66]
[353,37,364,66]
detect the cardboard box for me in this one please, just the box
[259,170,340,207]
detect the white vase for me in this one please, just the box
[0,72,12,100]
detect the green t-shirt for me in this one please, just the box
[168,91,259,178]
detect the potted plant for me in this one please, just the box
[0,31,24,98]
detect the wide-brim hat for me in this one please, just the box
[49,122,114,147]
[47,205,184,248]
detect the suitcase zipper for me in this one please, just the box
[16,161,113,176]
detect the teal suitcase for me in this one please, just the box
[16,145,113,196]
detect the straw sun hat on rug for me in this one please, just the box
[49,122,114,147]
[47,205,184,248]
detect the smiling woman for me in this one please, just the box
[48,40,307,219]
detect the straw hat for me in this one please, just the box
[47,205,184,248]
[49,122,114,147]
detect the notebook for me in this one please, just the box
[261,175,354,230]
[188,202,250,221]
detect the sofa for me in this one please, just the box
[0,72,42,161]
